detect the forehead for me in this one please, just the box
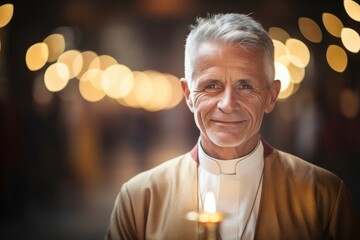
[194,41,265,70]
[195,41,263,64]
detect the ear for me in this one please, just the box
[265,79,281,113]
[180,78,194,112]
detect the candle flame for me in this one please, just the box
[204,191,216,213]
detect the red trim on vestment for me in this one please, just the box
[190,144,199,163]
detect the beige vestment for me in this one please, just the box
[105,141,360,239]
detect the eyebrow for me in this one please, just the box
[196,78,252,86]
[236,79,252,84]
[195,78,220,87]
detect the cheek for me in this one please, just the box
[192,94,215,119]
[191,92,209,110]
[242,95,267,121]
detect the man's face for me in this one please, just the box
[182,41,280,157]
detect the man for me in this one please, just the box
[105,13,360,239]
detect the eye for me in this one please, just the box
[236,80,253,90]
[206,83,218,89]
[201,80,221,92]
[239,83,253,90]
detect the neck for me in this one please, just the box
[200,135,260,160]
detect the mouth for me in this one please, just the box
[211,119,245,126]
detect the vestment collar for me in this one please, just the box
[190,137,273,163]
[198,140,263,175]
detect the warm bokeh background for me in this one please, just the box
[1,0,359,239]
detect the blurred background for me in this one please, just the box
[0,0,359,239]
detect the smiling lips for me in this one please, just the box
[211,119,245,126]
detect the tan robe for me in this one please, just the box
[105,141,360,239]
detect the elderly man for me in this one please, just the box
[105,13,360,239]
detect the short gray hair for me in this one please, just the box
[184,13,274,84]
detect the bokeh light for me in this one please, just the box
[268,27,290,43]
[122,71,153,109]
[43,34,66,62]
[298,17,322,43]
[287,63,305,84]
[273,39,290,66]
[285,38,310,68]
[26,43,49,71]
[117,71,184,111]
[275,62,291,93]
[341,28,360,53]
[0,3,14,28]
[278,82,295,100]
[57,50,83,79]
[272,36,309,100]
[322,13,344,38]
[344,0,360,22]
[79,70,106,102]
[164,73,183,109]
[102,64,134,99]
[75,51,98,79]
[89,55,118,71]
[80,67,104,90]
[44,63,70,92]
[326,45,348,72]
[143,70,173,111]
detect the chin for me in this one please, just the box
[208,135,244,148]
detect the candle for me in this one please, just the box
[187,192,224,240]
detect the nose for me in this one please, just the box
[217,87,237,113]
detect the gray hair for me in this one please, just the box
[184,13,275,85]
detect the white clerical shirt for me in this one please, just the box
[198,139,264,240]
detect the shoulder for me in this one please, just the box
[123,152,196,193]
[264,148,348,217]
[267,149,342,190]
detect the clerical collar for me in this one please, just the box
[198,139,264,175]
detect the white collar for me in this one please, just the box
[198,140,264,175]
